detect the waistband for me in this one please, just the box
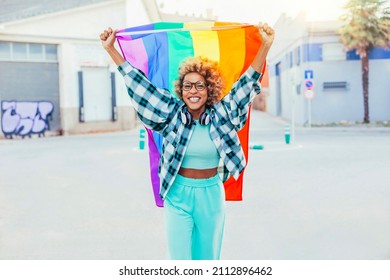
[173,174,221,188]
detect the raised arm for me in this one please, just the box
[100,27,126,66]
[251,23,275,73]
[219,23,275,130]
[99,27,179,134]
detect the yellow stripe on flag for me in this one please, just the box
[217,27,246,97]
[184,22,220,62]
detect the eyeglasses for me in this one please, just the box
[182,81,207,91]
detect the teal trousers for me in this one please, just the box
[164,174,226,260]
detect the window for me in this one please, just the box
[45,44,57,61]
[0,41,57,62]
[294,46,301,66]
[303,43,322,62]
[275,62,281,76]
[0,42,11,59]
[13,43,28,60]
[29,43,43,60]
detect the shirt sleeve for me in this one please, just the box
[118,61,179,133]
[220,66,262,130]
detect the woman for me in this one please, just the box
[100,23,274,260]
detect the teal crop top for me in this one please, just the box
[181,121,220,169]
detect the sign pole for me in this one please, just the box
[304,69,314,128]
[290,69,298,144]
[291,96,295,143]
[308,99,312,128]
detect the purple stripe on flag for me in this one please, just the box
[146,127,164,207]
[117,38,149,77]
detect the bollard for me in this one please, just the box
[249,144,264,150]
[139,128,146,150]
[284,125,291,144]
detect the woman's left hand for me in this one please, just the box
[258,22,275,47]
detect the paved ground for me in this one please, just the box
[1,110,390,260]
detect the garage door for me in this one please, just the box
[0,42,60,138]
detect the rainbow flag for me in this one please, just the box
[116,22,265,207]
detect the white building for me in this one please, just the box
[267,12,390,126]
[0,0,212,138]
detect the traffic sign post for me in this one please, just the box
[304,89,315,99]
[304,80,315,90]
[304,70,314,79]
[307,98,312,128]
[304,70,314,128]
[304,90,314,128]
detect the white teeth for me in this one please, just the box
[189,97,200,102]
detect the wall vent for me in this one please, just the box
[323,81,348,90]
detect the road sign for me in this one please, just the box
[304,89,315,99]
[304,70,314,79]
[304,79,315,90]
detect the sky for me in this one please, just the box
[156,0,354,25]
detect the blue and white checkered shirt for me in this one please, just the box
[118,61,262,199]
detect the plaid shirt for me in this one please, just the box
[118,61,262,199]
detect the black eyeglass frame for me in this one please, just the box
[182,81,207,91]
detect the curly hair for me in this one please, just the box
[174,56,225,106]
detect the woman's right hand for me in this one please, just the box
[99,27,125,66]
[100,27,117,50]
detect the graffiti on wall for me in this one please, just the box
[1,101,54,139]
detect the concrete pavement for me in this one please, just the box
[1,110,390,260]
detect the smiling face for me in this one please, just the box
[182,72,208,120]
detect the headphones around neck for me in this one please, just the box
[180,110,210,127]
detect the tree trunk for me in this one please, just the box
[361,54,370,123]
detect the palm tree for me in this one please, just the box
[339,0,390,123]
